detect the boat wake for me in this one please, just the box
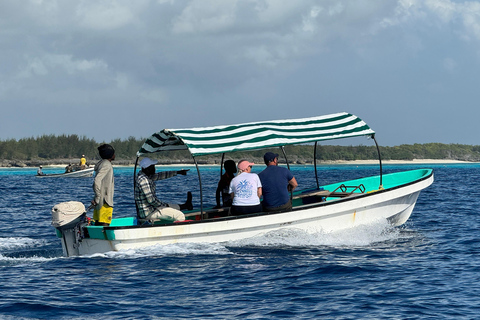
[0,237,57,263]
[0,237,49,250]
[227,220,404,248]
[80,220,414,258]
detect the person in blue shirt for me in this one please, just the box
[258,152,298,212]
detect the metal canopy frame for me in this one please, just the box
[133,113,383,219]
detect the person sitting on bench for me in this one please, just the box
[258,152,298,212]
[135,157,192,223]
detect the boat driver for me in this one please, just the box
[134,157,193,223]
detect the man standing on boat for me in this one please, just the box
[135,157,192,223]
[79,154,87,169]
[259,152,298,212]
[91,144,115,226]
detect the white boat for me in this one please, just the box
[37,167,94,178]
[51,112,434,257]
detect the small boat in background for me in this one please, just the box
[36,167,94,178]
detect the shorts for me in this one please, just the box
[93,203,113,225]
[230,204,262,216]
[263,200,292,213]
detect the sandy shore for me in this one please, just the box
[321,159,475,165]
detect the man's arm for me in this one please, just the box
[152,169,189,181]
[288,177,298,192]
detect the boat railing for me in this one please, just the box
[329,184,366,197]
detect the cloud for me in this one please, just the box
[141,88,169,104]
[442,57,457,72]
[75,0,141,31]
[389,0,480,42]
[1,0,480,145]
[172,0,237,34]
[13,54,109,95]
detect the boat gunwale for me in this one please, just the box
[102,169,433,231]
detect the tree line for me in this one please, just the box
[1,134,479,164]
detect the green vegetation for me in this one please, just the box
[1,135,479,165]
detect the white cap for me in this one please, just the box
[140,157,158,169]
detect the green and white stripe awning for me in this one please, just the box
[137,112,375,157]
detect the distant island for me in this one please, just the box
[1,134,479,167]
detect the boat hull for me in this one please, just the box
[37,167,94,178]
[56,169,433,257]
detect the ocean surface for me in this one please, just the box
[1,163,479,319]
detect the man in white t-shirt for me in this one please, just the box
[229,160,262,215]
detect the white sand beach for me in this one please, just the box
[322,159,475,165]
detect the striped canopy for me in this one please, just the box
[137,112,375,157]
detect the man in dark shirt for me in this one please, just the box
[258,152,298,212]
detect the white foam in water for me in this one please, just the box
[0,237,54,262]
[0,237,46,250]
[83,242,233,259]
[0,253,53,263]
[82,222,404,258]
[77,220,408,258]
[227,219,401,248]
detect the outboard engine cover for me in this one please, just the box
[51,201,86,230]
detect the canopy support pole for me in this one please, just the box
[192,156,204,219]
[280,146,290,170]
[280,146,294,200]
[133,157,140,218]
[220,153,225,178]
[314,142,319,189]
[372,135,383,189]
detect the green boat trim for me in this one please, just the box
[85,168,433,243]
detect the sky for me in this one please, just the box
[1,0,479,147]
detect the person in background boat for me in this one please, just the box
[229,160,262,216]
[258,152,298,212]
[65,163,73,173]
[214,159,236,209]
[79,155,87,169]
[135,157,192,223]
[91,144,115,226]
[37,166,45,176]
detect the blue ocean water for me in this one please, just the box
[1,163,480,319]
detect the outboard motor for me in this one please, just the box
[52,201,86,230]
[51,201,87,256]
